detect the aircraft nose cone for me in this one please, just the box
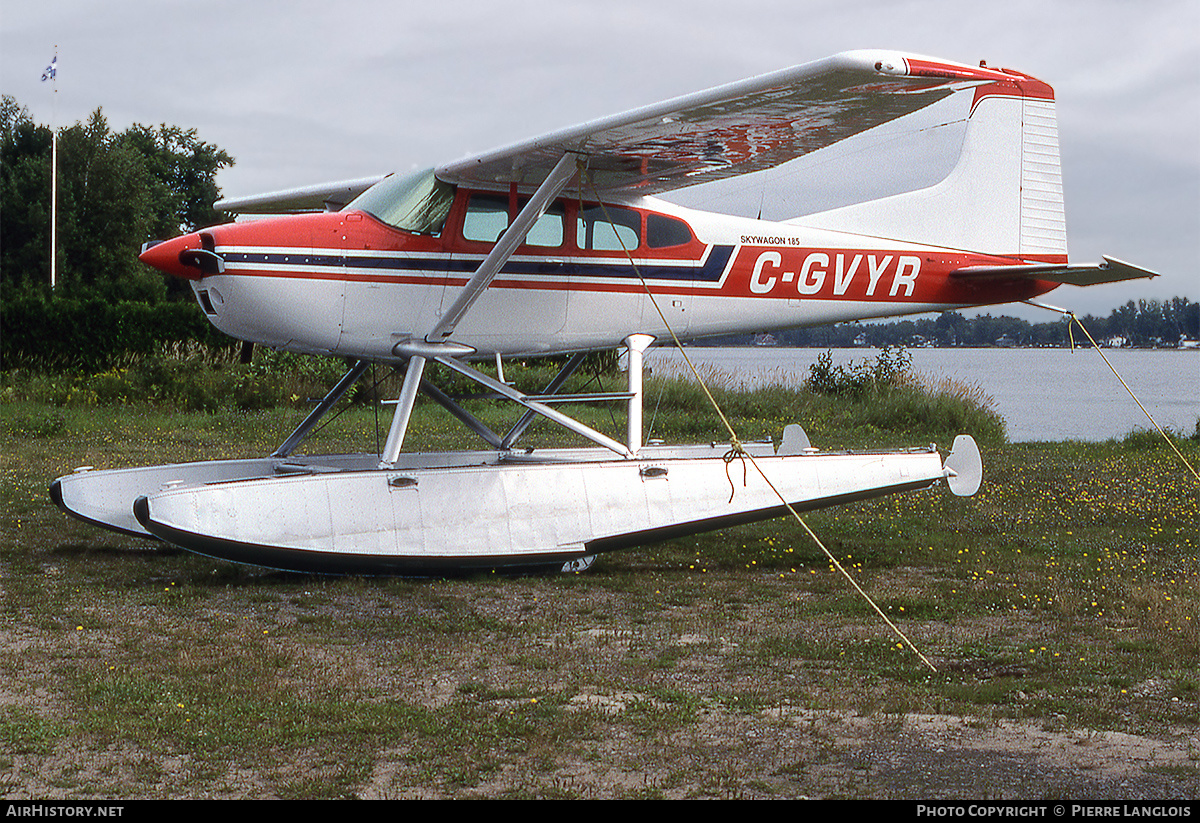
[139,233,204,280]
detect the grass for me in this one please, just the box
[1,351,1198,798]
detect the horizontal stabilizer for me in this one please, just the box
[951,256,1158,286]
[215,175,387,214]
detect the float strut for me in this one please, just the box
[624,334,655,455]
[379,355,426,467]
[272,359,370,458]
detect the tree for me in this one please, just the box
[934,310,967,346]
[0,96,233,303]
[1,98,54,294]
[121,122,233,241]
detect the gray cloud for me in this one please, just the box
[4,0,1197,319]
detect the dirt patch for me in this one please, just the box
[343,702,1200,800]
[8,583,1196,800]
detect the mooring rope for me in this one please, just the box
[584,170,939,671]
[1026,300,1199,484]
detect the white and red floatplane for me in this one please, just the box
[53,50,1153,574]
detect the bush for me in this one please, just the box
[0,291,236,372]
[796,348,1007,446]
[857,383,1006,445]
[804,346,912,398]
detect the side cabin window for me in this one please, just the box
[527,202,566,247]
[454,195,691,252]
[577,205,640,251]
[462,193,565,248]
[461,194,509,243]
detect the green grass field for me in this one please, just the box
[1,356,1197,798]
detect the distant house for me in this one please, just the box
[994,335,1017,348]
[1103,336,1128,348]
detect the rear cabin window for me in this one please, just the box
[646,214,694,248]
[461,193,564,248]
[577,205,640,251]
[526,202,565,247]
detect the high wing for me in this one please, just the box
[214,175,387,214]
[214,50,1018,210]
[436,50,1009,196]
[417,50,1019,341]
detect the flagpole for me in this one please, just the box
[45,48,58,290]
[51,109,57,290]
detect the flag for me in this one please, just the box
[42,55,57,81]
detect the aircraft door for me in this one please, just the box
[565,206,696,349]
[335,214,445,360]
[643,212,695,338]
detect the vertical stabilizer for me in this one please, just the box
[789,69,1067,262]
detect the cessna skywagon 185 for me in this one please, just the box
[53,50,1154,574]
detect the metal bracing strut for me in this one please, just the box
[419,379,505,449]
[271,359,370,458]
[434,356,633,458]
[500,353,588,449]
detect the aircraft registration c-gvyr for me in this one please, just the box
[54,50,1156,575]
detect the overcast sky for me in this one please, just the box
[3,0,1197,321]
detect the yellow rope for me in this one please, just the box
[1029,299,1199,484]
[584,174,939,671]
[1067,314,1200,483]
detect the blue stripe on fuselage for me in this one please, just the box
[221,246,735,284]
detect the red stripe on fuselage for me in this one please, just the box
[220,247,1060,308]
[203,211,1060,307]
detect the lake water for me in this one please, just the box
[644,347,1200,443]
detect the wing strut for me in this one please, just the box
[378,153,581,464]
[425,152,580,344]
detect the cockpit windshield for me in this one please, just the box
[348,167,454,235]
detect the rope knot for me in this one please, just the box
[722,438,748,502]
